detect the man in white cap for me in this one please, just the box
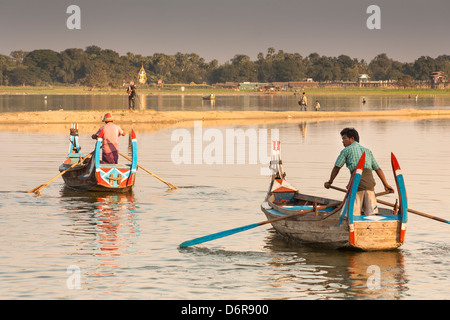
[92,113,126,164]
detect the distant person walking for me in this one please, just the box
[127,81,137,110]
[298,92,308,111]
[315,100,320,111]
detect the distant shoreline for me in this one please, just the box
[1,85,449,96]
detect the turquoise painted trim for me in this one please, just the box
[131,136,138,173]
[68,152,86,164]
[68,152,84,158]
[179,223,260,248]
[68,124,80,154]
[338,197,350,226]
[265,208,285,217]
[396,174,408,224]
[267,206,336,217]
[68,133,80,154]
[68,135,75,154]
[280,206,335,212]
[94,137,102,170]
[347,173,362,226]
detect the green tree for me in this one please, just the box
[10,50,28,65]
[6,66,40,86]
[82,60,109,88]
[413,56,436,80]
[435,55,450,78]
[58,48,88,84]
[23,49,61,83]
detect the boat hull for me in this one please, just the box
[261,193,403,251]
[59,159,135,193]
[261,201,350,249]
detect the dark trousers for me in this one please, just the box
[101,150,119,164]
[128,96,135,110]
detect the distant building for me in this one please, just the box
[430,71,446,84]
[358,74,370,82]
[430,71,447,89]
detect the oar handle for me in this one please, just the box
[330,185,450,225]
[376,199,450,224]
[329,185,393,197]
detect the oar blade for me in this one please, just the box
[28,184,45,194]
[28,152,93,195]
[179,223,259,248]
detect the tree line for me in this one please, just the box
[0,46,448,87]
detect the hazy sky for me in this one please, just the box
[0,0,448,63]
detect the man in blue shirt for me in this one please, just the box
[324,128,394,215]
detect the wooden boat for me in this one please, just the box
[202,94,215,100]
[260,141,408,251]
[58,123,137,192]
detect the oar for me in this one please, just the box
[28,152,93,194]
[377,199,450,224]
[119,152,178,190]
[179,201,340,248]
[329,185,450,224]
[329,185,393,197]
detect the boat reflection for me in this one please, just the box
[263,230,408,299]
[60,188,140,279]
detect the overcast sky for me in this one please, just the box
[0,0,448,63]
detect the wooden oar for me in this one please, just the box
[329,185,450,224]
[119,152,177,190]
[28,152,93,194]
[376,199,450,224]
[179,201,340,248]
[329,185,393,198]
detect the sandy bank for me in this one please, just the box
[2,109,450,126]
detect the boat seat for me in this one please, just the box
[64,153,86,164]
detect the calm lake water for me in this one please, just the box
[1,95,450,300]
[1,93,450,113]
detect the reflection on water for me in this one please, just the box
[1,94,450,113]
[261,230,407,300]
[60,188,139,280]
